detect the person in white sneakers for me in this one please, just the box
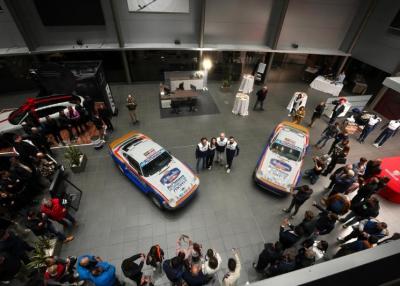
[195,138,209,173]
[202,249,222,276]
[373,119,400,148]
[216,133,228,165]
[222,249,241,286]
[225,137,239,174]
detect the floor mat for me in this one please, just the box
[159,90,220,118]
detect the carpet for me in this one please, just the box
[159,90,220,119]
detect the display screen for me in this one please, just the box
[34,0,105,26]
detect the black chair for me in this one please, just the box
[190,84,196,91]
[179,82,184,90]
[171,100,181,114]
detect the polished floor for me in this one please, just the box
[2,80,399,285]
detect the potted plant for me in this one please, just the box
[64,145,87,173]
[26,236,56,272]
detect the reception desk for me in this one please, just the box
[165,71,204,91]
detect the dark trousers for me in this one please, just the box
[196,157,206,173]
[286,199,303,216]
[358,125,373,142]
[315,135,332,148]
[206,151,215,168]
[102,118,114,131]
[226,153,235,169]
[374,129,394,146]
[329,113,338,124]
[323,158,338,175]
[51,130,64,144]
[46,221,66,241]
[253,99,265,110]
[58,212,76,227]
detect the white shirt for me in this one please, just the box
[217,137,228,147]
[226,141,238,151]
[202,251,222,275]
[197,142,209,152]
[337,73,346,83]
[222,253,241,286]
[388,120,400,131]
[311,242,326,261]
[368,117,381,126]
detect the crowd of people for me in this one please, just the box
[1,86,399,285]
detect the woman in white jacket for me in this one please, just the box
[202,249,222,276]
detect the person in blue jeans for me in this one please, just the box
[195,138,209,173]
[357,115,381,143]
[373,119,400,148]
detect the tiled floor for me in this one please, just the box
[2,80,399,285]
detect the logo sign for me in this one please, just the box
[270,159,292,172]
[160,168,181,185]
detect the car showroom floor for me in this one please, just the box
[2,80,399,285]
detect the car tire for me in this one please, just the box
[150,193,164,210]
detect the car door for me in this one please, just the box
[123,154,148,193]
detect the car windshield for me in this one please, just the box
[142,151,173,177]
[270,142,301,161]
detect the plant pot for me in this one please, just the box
[220,85,232,92]
[70,154,87,173]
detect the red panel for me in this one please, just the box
[374,89,400,120]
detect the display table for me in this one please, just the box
[310,76,343,96]
[160,89,200,109]
[238,74,255,94]
[378,157,400,204]
[165,71,204,91]
[232,93,249,116]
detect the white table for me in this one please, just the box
[232,93,249,116]
[310,76,343,97]
[239,74,255,94]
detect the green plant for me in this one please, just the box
[26,236,51,271]
[64,145,83,167]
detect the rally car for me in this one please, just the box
[254,121,309,196]
[109,131,199,210]
[0,94,84,134]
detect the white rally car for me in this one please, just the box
[254,121,309,196]
[109,131,200,209]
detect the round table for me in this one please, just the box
[232,93,249,116]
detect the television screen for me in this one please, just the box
[34,0,105,26]
[389,10,400,30]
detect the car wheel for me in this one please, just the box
[150,193,164,210]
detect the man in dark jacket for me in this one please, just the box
[340,197,380,228]
[283,185,313,218]
[309,102,325,127]
[121,253,145,285]
[329,99,346,124]
[328,131,349,155]
[363,159,382,179]
[163,255,184,284]
[182,264,209,286]
[313,203,338,236]
[0,230,33,264]
[328,170,355,197]
[30,127,52,155]
[12,135,39,167]
[0,252,21,283]
[253,242,283,273]
[334,236,379,258]
[337,219,388,243]
[351,177,387,205]
[279,218,304,249]
[253,86,268,111]
[98,104,114,132]
[315,122,339,149]
[265,249,296,277]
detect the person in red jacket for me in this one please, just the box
[40,198,76,227]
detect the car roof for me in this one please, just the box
[120,135,165,165]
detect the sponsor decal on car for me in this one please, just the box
[160,168,188,195]
[270,159,292,172]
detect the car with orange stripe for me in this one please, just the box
[109,131,200,209]
[254,121,309,196]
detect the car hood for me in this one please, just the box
[256,149,301,193]
[0,110,18,133]
[146,159,199,205]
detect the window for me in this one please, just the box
[142,151,172,177]
[270,142,301,162]
[126,155,142,175]
[35,106,66,118]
